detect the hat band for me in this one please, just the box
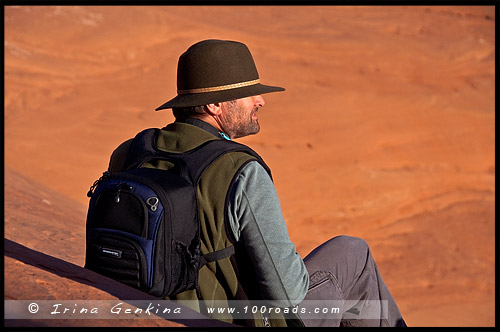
[177,79,260,95]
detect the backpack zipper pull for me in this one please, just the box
[114,192,121,203]
[114,183,132,203]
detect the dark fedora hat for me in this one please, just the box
[155,39,285,110]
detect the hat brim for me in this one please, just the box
[155,83,285,110]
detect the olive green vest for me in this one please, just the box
[109,122,301,327]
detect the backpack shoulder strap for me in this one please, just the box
[181,139,272,183]
[182,140,273,265]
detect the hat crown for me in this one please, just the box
[177,39,259,91]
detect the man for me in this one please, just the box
[108,39,406,327]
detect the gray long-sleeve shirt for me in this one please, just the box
[227,160,309,307]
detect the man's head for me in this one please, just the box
[156,39,284,138]
[172,95,264,139]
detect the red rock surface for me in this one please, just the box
[5,6,495,327]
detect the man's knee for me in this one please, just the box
[304,235,371,268]
[328,235,370,255]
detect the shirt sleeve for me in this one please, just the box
[227,161,309,307]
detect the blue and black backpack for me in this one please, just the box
[84,128,270,298]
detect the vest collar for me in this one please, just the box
[176,117,229,140]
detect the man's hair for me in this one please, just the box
[172,105,206,121]
[172,100,238,121]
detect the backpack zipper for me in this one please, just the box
[263,314,271,327]
[87,171,110,197]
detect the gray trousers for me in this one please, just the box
[298,236,406,327]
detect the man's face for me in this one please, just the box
[219,95,265,139]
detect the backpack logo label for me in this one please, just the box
[101,247,122,258]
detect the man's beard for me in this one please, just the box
[222,102,261,139]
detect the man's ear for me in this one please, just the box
[204,103,223,116]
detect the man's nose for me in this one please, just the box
[254,95,265,107]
